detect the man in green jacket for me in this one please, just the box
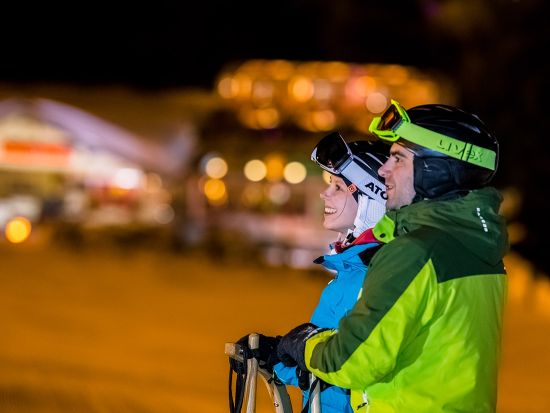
[277,100,508,412]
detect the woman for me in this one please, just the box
[273,132,388,413]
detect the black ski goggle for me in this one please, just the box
[311,132,387,204]
[311,132,354,175]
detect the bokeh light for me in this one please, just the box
[205,156,228,179]
[266,60,295,80]
[251,80,274,104]
[366,92,388,113]
[144,172,163,192]
[311,110,336,131]
[313,79,333,101]
[203,178,228,205]
[217,75,238,99]
[5,217,32,244]
[267,182,291,205]
[289,76,314,102]
[111,168,143,190]
[241,183,264,207]
[243,159,267,182]
[255,108,280,129]
[153,204,175,225]
[234,73,253,99]
[283,162,307,184]
[265,153,285,182]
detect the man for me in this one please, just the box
[277,100,508,412]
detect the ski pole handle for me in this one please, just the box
[245,333,259,413]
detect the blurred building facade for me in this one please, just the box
[0,92,197,246]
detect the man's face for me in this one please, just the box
[378,143,416,210]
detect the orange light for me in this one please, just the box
[1,140,71,169]
[5,217,32,244]
[255,108,280,129]
[217,75,239,99]
[289,76,314,102]
[265,153,285,182]
[365,92,388,114]
[311,110,336,131]
[203,179,227,205]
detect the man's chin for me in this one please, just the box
[385,200,397,210]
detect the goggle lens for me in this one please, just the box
[378,104,402,131]
[312,132,351,172]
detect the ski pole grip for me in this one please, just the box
[225,342,237,357]
[245,333,260,413]
[248,333,259,350]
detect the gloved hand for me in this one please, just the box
[297,367,334,392]
[229,333,281,374]
[277,323,324,371]
[297,367,310,391]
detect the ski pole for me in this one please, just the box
[244,333,259,413]
[309,373,321,413]
[226,335,294,413]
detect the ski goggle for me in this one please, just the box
[369,99,496,170]
[311,132,387,204]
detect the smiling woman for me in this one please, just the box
[310,134,388,244]
[320,175,358,234]
[266,134,389,413]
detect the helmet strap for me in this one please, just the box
[352,194,386,237]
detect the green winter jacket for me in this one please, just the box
[304,187,508,412]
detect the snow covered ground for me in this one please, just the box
[0,243,548,412]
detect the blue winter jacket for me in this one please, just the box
[273,241,381,413]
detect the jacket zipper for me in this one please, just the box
[356,391,369,411]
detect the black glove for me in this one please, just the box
[229,333,281,374]
[277,323,323,372]
[297,367,310,391]
[297,367,334,392]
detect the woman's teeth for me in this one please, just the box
[324,207,337,214]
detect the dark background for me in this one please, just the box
[0,0,547,273]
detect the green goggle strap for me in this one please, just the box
[369,107,496,170]
[394,122,496,170]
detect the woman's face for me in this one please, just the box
[320,175,358,233]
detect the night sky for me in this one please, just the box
[0,1,467,88]
[1,0,548,273]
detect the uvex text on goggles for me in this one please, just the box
[311,132,387,204]
[368,99,496,170]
